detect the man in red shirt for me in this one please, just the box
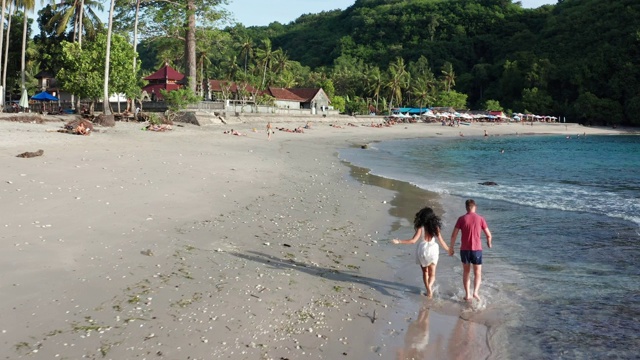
[449,199,492,301]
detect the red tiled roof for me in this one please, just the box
[144,64,185,81]
[207,80,325,102]
[287,88,321,102]
[265,87,304,101]
[142,83,182,100]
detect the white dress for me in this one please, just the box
[416,230,439,267]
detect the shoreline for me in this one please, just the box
[0,119,632,359]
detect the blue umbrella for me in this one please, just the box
[31,91,59,101]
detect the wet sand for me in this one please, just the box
[0,114,628,359]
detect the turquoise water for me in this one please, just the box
[340,134,640,359]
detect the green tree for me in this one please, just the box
[385,57,408,110]
[440,61,455,92]
[255,38,273,90]
[47,0,103,43]
[160,87,200,122]
[411,78,433,109]
[483,99,503,111]
[520,87,552,114]
[238,36,253,77]
[435,90,467,108]
[365,65,384,113]
[128,0,226,92]
[331,94,346,113]
[58,33,138,114]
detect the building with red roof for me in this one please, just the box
[204,78,330,112]
[263,87,330,112]
[142,64,185,101]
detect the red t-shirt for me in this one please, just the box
[455,212,488,251]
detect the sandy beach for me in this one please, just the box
[0,114,629,359]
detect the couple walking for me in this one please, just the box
[392,199,492,301]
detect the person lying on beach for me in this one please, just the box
[223,129,246,136]
[276,127,304,133]
[55,119,93,135]
[329,124,343,128]
[146,124,172,132]
[392,207,450,298]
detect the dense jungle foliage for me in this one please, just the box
[217,0,639,125]
[13,0,640,125]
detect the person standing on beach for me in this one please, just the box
[449,199,492,301]
[392,207,450,298]
[266,122,273,140]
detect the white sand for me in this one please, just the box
[0,114,629,359]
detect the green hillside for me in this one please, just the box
[219,0,640,125]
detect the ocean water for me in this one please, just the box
[340,134,640,359]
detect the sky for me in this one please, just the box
[225,0,557,27]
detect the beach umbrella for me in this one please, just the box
[31,91,59,113]
[31,91,59,101]
[19,89,28,110]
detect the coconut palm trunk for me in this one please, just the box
[132,0,140,73]
[77,0,84,46]
[185,0,196,92]
[103,0,115,116]
[2,1,13,96]
[0,0,6,111]
[21,4,29,94]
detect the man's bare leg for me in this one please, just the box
[462,263,472,301]
[473,265,482,300]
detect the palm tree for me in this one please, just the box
[132,0,141,74]
[254,38,273,90]
[0,0,7,110]
[365,65,383,113]
[385,57,408,111]
[271,49,290,75]
[184,0,196,92]
[47,0,103,44]
[197,51,211,96]
[441,61,456,92]
[103,0,115,116]
[2,0,14,99]
[278,71,296,88]
[411,78,433,110]
[20,0,36,96]
[238,37,253,77]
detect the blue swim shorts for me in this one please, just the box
[460,250,483,265]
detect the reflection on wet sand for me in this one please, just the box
[396,304,446,359]
[396,301,492,360]
[448,315,490,360]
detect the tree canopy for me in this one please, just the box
[14,0,640,125]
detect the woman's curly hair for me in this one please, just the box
[413,207,442,237]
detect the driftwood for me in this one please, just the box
[93,114,115,127]
[16,149,44,158]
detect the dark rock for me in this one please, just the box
[479,181,498,186]
[16,149,44,158]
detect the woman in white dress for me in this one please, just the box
[392,207,450,298]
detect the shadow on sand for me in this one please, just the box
[228,250,420,298]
